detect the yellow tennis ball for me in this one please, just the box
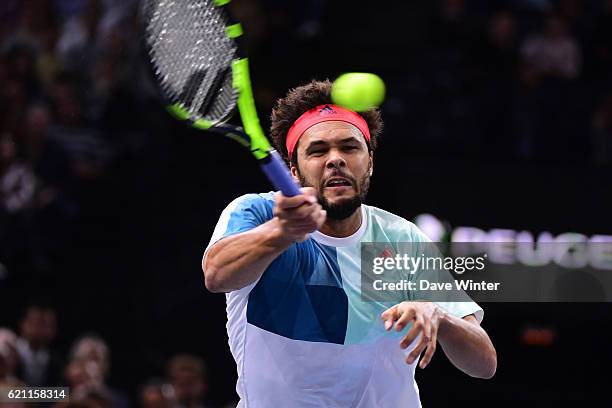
[331,73,385,112]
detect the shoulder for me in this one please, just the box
[211,192,277,231]
[364,204,431,242]
[206,192,276,250]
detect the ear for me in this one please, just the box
[290,164,300,184]
[368,154,374,176]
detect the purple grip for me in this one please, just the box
[260,150,300,197]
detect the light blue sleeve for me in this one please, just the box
[204,193,274,254]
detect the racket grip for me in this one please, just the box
[260,150,301,197]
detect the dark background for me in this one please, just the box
[1,0,612,406]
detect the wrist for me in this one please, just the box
[436,304,451,337]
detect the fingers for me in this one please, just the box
[314,208,327,229]
[274,188,326,241]
[394,307,415,332]
[276,203,324,229]
[275,188,317,210]
[399,314,425,349]
[384,302,440,368]
[275,201,320,221]
[404,317,431,365]
[418,324,438,369]
[381,305,398,331]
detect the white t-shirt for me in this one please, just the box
[205,193,483,408]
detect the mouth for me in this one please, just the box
[324,176,353,189]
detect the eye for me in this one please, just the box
[343,145,359,152]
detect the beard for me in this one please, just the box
[298,167,371,220]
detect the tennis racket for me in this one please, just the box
[140,0,300,196]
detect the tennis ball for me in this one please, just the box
[331,73,385,112]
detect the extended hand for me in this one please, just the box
[380,301,446,368]
[274,187,326,243]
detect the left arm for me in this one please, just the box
[438,313,497,379]
[381,302,497,379]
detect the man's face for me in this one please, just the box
[141,385,173,408]
[292,121,372,220]
[170,369,205,404]
[73,338,108,374]
[20,307,57,350]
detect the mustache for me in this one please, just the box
[320,171,356,188]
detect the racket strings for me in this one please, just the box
[144,0,238,123]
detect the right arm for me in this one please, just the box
[203,188,326,293]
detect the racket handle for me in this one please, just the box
[259,150,301,197]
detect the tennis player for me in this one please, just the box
[202,80,496,407]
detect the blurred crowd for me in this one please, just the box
[1,0,611,231]
[378,0,612,163]
[1,0,611,216]
[0,303,230,408]
[0,0,153,285]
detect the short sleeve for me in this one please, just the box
[408,226,484,323]
[203,193,274,260]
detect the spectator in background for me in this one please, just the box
[21,103,71,207]
[64,334,129,408]
[63,359,117,407]
[139,378,176,408]
[0,46,37,136]
[0,133,36,214]
[521,14,581,83]
[476,11,520,159]
[57,0,103,73]
[517,13,586,161]
[69,335,110,370]
[4,0,57,52]
[167,354,210,408]
[64,357,108,404]
[486,11,519,76]
[15,303,62,386]
[0,132,35,283]
[18,102,78,275]
[0,331,26,408]
[46,74,110,181]
[35,13,63,92]
[57,0,135,73]
[0,328,23,385]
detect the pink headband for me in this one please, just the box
[286,104,371,158]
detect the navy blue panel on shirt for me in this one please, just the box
[247,240,349,344]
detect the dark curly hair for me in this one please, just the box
[270,79,383,166]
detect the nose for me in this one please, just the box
[325,149,346,169]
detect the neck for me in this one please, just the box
[27,341,45,352]
[318,206,362,237]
